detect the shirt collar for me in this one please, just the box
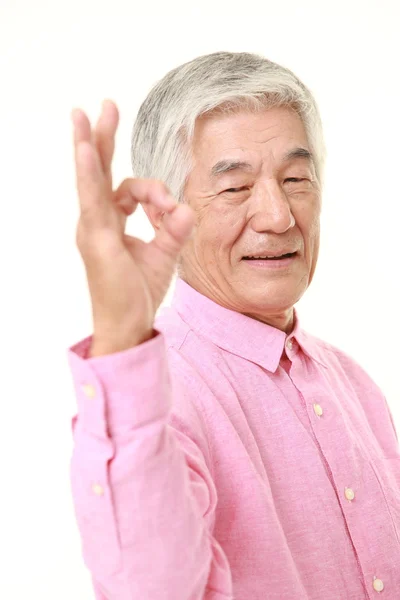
[170,278,328,372]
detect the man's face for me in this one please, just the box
[180,106,322,326]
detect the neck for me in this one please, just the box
[242,308,295,334]
[178,274,295,335]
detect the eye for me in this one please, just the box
[224,186,248,193]
[284,177,308,183]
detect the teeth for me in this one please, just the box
[245,252,294,259]
[248,255,283,259]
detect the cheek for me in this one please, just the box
[302,217,321,266]
[199,203,247,250]
[293,197,321,249]
[307,215,321,242]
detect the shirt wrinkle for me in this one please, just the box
[67,276,400,600]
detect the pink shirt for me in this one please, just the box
[67,277,400,599]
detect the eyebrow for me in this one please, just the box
[210,147,314,178]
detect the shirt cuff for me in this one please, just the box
[67,330,172,437]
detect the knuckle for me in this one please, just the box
[120,177,134,192]
[78,204,94,223]
[128,178,166,201]
[75,222,87,250]
[136,178,169,197]
[152,179,170,195]
[75,221,96,253]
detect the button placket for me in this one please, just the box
[344,487,355,502]
[299,371,393,596]
[286,338,294,351]
[313,403,323,417]
[373,576,384,592]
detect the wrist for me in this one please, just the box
[89,328,156,357]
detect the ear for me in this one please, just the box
[141,202,164,231]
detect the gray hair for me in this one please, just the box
[130,52,326,202]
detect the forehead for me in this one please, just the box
[191,106,310,169]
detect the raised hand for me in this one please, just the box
[71,99,195,356]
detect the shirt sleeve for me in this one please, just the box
[383,396,399,446]
[67,330,233,600]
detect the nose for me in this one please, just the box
[249,180,295,234]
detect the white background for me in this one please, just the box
[1,0,399,597]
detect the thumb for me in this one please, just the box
[151,203,195,258]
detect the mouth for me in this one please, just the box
[242,252,297,261]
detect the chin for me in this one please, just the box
[235,282,306,313]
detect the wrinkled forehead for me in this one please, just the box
[190,106,315,176]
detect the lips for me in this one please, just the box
[242,252,297,260]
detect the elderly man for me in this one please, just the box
[68,52,400,599]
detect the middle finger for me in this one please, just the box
[93,100,119,186]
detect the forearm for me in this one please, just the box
[67,332,226,599]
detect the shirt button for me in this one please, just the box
[82,384,96,398]
[286,339,293,350]
[92,483,104,496]
[373,577,384,592]
[344,487,355,501]
[313,403,323,417]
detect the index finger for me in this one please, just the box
[71,108,91,152]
